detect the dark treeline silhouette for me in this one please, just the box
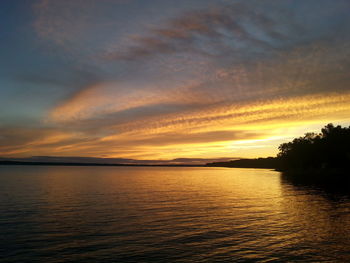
[207,157,279,169]
[207,124,350,181]
[278,123,350,171]
[277,123,350,185]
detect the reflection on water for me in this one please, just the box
[0,166,349,262]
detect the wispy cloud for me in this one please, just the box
[1,0,350,159]
[105,3,291,61]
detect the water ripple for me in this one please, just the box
[0,166,349,262]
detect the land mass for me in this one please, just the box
[0,160,204,167]
[209,124,350,185]
[0,156,234,167]
[209,124,349,168]
[206,157,280,169]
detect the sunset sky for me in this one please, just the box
[1,0,350,161]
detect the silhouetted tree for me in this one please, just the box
[207,123,350,176]
[278,123,350,171]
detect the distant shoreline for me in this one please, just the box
[0,160,279,169]
[206,157,279,169]
[0,160,205,167]
[0,159,280,169]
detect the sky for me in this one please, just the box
[1,0,350,161]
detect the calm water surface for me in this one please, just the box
[0,166,349,262]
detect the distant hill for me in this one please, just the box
[0,156,236,166]
[207,157,280,169]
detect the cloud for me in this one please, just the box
[27,89,349,160]
[3,0,349,159]
[105,3,287,61]
[104,0,350,62]
[49,39,350,129]
[49,80,209,122]
[42,36,350,160]
[34,0,111,48]
[0,127,87,157]
[101,130,264,147]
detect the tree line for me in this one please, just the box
[208,123,350,174]
[278,123,350,171]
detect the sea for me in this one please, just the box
[0,166,349,262]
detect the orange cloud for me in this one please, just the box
[34,89,350,160]
[3,0,346,160]
[49,80,213,122]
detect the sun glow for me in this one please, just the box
[1,0,350,162]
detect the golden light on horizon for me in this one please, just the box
[1,0,350,163]
[2,91,349,160]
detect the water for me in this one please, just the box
[0,166,349,262]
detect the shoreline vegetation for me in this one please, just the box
[1,124,349,184]
[208,124,350,185]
